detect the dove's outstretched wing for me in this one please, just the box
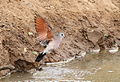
[35,17,53,41]
[35,17,65,62]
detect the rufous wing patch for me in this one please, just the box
[35,17,53,40]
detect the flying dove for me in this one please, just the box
[35,17,65,62]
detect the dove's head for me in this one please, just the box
[55,32,65,39]
[58,32,65,38]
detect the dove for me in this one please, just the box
[34,17,65,62]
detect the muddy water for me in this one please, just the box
[1,51,120,82]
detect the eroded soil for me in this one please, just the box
[0,0,120,76]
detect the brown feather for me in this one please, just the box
[35,17,53,40]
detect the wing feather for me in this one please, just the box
[35,17,53,40]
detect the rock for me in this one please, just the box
[14,59,40,72]
[108,46,119,53]
[28,32,34,36]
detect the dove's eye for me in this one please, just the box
[61,34,63,36]
[60,33,64,37]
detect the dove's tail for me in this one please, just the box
[35,52,46,62]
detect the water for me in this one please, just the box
[0,51,120,82]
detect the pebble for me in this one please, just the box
[32,51,38,55]
[90,49,100,53]
[24,48,27,53]
[28,32,33,36]
[108,70,113,73]
[108,47,119,53]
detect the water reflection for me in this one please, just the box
[0,51,120,82]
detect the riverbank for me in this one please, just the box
[0,0,120,76]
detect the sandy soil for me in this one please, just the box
[0,0,120,76]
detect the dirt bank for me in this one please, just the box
[0,0,120,76]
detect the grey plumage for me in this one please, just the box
[35,33,65,62]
